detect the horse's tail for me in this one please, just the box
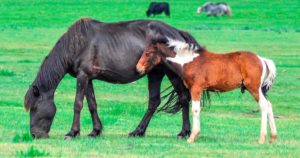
[259,57,276,97]
[158,86,211,114]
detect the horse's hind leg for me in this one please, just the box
[128,68,165,137]
[165,70,191,138]
[65,72,88,139]
[86,80,103,137]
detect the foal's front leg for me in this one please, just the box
[65,72,88,139]
[187,86,203,143]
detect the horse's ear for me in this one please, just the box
[32,86,40,97]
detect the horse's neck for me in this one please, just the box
[33,51,68,93]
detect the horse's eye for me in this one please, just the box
[145,53,150,57]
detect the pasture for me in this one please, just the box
[0,0,299,157]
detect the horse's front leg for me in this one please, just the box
[128,68,165,137]
[187,86,203,143]
[165,69,191,138]
[65,72,88,139]
[85,80,103,137]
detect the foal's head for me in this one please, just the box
[136,43,175,74]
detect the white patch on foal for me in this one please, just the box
[165,38,199,66]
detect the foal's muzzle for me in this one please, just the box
[136,65,145,74]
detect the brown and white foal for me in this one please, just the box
[136,40,277,144]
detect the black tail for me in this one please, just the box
[158,86,211,114]
[261,84,269,98]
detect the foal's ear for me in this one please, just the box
[32,86,40,97]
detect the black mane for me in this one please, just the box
[145,21,205,51]
[25,18,92,110]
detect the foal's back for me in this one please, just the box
[184,51,263,92]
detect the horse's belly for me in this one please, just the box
[92,67,143,84]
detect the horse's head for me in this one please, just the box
[197,2,213,14]
[196,7,203,14]
[146,10,151,17]
[24,85,56,138]
[136,43,176,74]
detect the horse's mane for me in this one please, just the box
[24,18,92,111]
[146,21,205,52]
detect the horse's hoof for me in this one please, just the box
[64,131,80,139]
[87,129,101,138]
[64,135,73,140]
[128,129,145,137]
[177,130,191,139]
[177,135,185,139]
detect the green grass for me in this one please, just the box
[0,0,299,157]
[16,146,50,157]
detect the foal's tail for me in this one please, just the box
[259,57,276,97]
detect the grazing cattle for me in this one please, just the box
[146,2,170,17]
[136,40,277,144]
[197,2,231,16]
[24,18,204,139]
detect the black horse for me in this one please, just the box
[24,18,200,139]
[146,2,170,17]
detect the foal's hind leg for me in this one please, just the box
[86,80,103,137]
[65,72,88,139]
[246,84,268,144]
[267,100,277,143]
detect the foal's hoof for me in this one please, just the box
[269,135,277,144]
[258,137,265,144]
[87,129,102,138]
[64,131,80,139]
[128,129,145,137]
[187,137,195,143]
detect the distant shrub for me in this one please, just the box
[16,146,50,157]
[0,69,15,76]
[17,60,35,63]
[12,133,33,143]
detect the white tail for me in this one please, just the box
[259,56,276,90]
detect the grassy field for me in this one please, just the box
[0,0,299,157]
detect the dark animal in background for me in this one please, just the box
[146,2,170,17]
[24,18,203,139]
[197,2,231,16]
